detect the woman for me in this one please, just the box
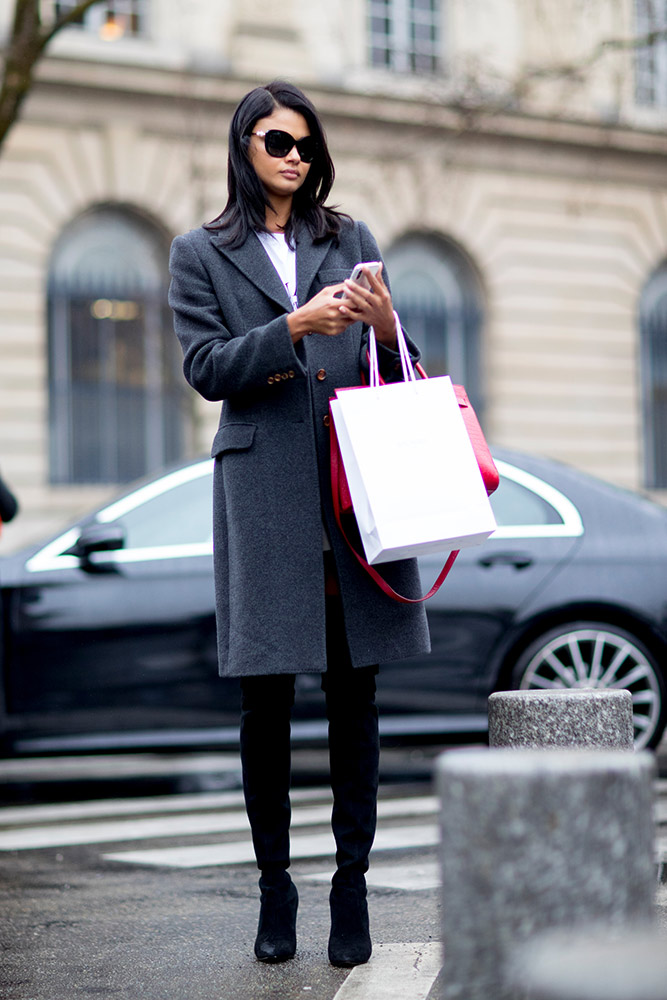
[169,81,430,968]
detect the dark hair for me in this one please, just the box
[204,81,349,248]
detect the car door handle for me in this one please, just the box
[478,551,534,570]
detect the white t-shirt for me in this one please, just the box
[256,231,298,309]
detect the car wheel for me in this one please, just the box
[511,621,667,750]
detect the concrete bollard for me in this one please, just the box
[436,748,655,1000]
[506,927,667,999]
[488,689,634,750]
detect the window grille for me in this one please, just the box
[640,263,667,488]
[51,1,86,25]
[44,1,147,38]
[48,209,188,485]
[368,0,441,74]
[635,0,667,106]
[384,235,484,419]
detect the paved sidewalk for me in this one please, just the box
[0,741,665,1000]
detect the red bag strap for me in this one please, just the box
[329,411,459,604]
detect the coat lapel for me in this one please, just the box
[208,223,335,311]
[208,229,293,312]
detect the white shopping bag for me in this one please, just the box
[330,318,496,565]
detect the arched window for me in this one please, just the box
[640,261,667,488]
[48,207,188,484]
[385,233,485,416]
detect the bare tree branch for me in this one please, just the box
[519,28,667,87]
[39,0,106,49]
[428,26,667,125]
[0,0,103,152]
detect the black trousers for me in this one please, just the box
[239,595,379,887]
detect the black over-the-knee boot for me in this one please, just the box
[323,598,379,967]
[240,674,298,962]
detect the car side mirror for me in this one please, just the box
[70,524,125,568]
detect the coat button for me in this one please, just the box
[267,376,274,384]
[323,414,330,427]
[281,373,289,380]
[316,369,326,381]
[288,370,295,378]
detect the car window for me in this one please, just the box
[489,460,584,539]
[104,474,213,549]
[491,476,563,527]
[26,463,215,573]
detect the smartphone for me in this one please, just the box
[348,261,382,290]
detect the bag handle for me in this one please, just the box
[329,412,460,604]
[368,311,417,387]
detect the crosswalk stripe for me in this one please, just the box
[0,752,241,780]
[0,806,252,851]
[0,787,328,826]
[102,824,439,868]
[0,791,249,827]
[0,796,437,852]
[332,942,441,1000]
[305,861,441,892]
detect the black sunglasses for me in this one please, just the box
[251,129,318,163]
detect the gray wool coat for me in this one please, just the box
[168,218,431,678]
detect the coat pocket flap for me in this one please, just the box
[211,423,257,457]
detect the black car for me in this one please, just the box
[1,448,666,754]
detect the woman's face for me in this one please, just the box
[248,107,313,204]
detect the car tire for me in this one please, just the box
[511,621,667,750]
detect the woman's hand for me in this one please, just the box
[338,267,397,348]
[287,284,354,342]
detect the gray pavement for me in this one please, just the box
[0,861,443,999]
[0,744,666,1000]
[0,777,442,1000]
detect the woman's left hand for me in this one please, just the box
[338,267,397,348]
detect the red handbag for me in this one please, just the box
[330,363,499,604]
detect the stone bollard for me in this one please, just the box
[488,689,634,750]
[506,927,667,999]
[436,748,655,1000]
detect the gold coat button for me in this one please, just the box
[323,414,331,427]
[267,376,274,384]
[316,369,326,381]
[288,370,295,378]
[281,373,289,380]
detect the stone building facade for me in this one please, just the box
[1,0,667,549]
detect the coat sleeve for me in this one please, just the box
[357,221,421,384]
[0,473,18,523]
[168,234,307,402]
